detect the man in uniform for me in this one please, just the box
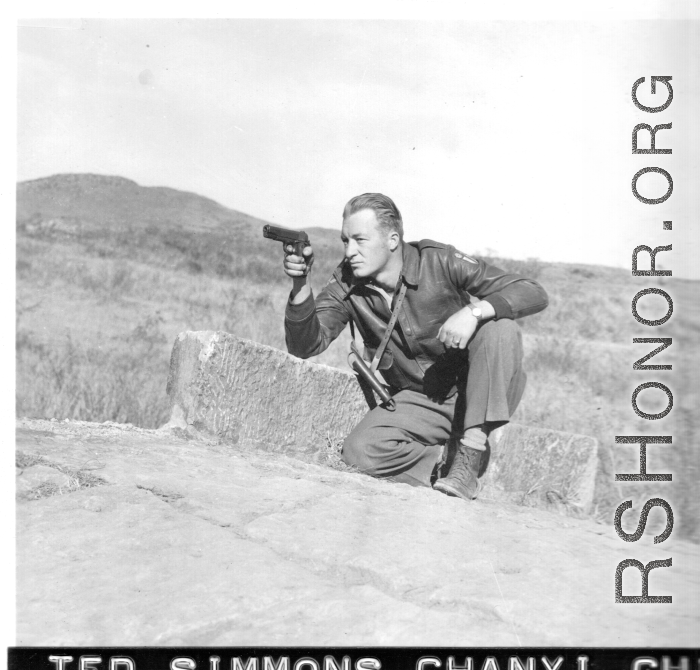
[282,193,548,501]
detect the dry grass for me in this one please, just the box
[17,313,172,427]
[16,451,108,501]
[318,433,351,471]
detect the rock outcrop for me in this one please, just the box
[15,419,699,646]
[166,332,598,512]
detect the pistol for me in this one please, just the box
[348,342,396,411]
[262,224,310,256]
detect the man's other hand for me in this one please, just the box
[437,302,494,349]
[283,244,314,279]
[437,308,478,349]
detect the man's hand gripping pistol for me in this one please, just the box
[263,224,313,276]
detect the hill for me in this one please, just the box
[17,172,345,282]
[16,173,700,540]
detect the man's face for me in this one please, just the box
[341,209,395,279]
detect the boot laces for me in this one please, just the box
[446,445,480,485]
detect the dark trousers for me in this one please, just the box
[341,319,526,487]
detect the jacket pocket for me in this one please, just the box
[363,345,394,371]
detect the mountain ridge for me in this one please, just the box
[17,172,656,281]
[17,172,269,235]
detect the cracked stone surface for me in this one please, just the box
[16,418,700,646]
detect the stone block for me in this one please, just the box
[166,331,368,456]
[165,332,598,511]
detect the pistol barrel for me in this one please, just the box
[262,224,309,244]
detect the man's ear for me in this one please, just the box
[388,231,400,251]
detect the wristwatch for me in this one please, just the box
[469,305,483,322]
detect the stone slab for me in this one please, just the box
[166,331,368,453]
[15,419,700,646]
[166,332,599,511]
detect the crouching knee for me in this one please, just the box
[341,429,378,474]
[471,318,522,349]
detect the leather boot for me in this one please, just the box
[433,442,483,501]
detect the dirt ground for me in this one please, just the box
[15,418,700,646]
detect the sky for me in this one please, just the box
[15,15,700,277]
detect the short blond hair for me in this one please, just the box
[343,193,404,241]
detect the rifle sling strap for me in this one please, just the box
[348,280,408,375]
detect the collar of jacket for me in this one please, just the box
[334,242,421,298]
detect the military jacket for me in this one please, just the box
[285,240,548,396]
